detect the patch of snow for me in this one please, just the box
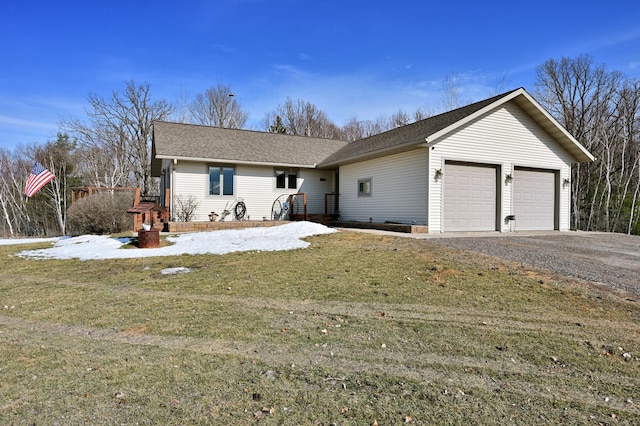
[0,237,59,246]
[16,221,336,261]
[161,267,192,275]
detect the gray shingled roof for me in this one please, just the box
[152,121,349,174]
[319,89,521,166]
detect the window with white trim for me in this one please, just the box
[275,169,298,189]
[209,166,235,196]
[358,178,372,197]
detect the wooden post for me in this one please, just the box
[164,187,171,219]
[301,192,307,220]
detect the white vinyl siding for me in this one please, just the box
[172,161,334,221]
[339,149,428,224]
[298,169,335,214]
[429,102,573,232]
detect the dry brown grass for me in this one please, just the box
[0,230,639,424]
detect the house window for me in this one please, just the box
[209,166,235,196]
[358,178,372,197]
[275,169,298,189]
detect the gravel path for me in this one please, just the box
[429,232,640,297]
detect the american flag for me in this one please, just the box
[24,161,55,198]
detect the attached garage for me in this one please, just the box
[513,167,557,230]
[443,162,498,232]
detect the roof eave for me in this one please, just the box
[320,141,428,167]
[154,154,317,169]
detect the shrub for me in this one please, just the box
[174,195,199,222]
[66,192,134,236]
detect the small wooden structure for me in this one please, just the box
[287,192,308,221]
[127,202,168,249]
[127,202,168,232]
[71,187,140,205]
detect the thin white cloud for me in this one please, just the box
[212,43,236,53]
[271,64,313,80]
[242,65,505,128]
[584,27,640,51]
[0,115,54,130]
[0,95,86,148]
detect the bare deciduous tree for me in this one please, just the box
[339,106,433,141]
[62,81,173,197]
[32,133,78,235]
[340,116,388,141]
[189,84,249,129]
[0,149,26,236]
[535,54,640,234]
[265,97,340,138]
[441,74,464,111]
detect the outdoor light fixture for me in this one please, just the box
[505,173,513,183]
[563,178,571,187]
[435,168,443,179]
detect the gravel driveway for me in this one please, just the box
[428,232,640,297]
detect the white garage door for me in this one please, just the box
[444,162,497,231]
[513,168,556,230]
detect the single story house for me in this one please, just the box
[151,87,594,233]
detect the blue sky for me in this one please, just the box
[1,0,639,150]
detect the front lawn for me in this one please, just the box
[1,230,638,424]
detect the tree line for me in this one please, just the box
[534,55,640,234]
[1,55,638,237]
